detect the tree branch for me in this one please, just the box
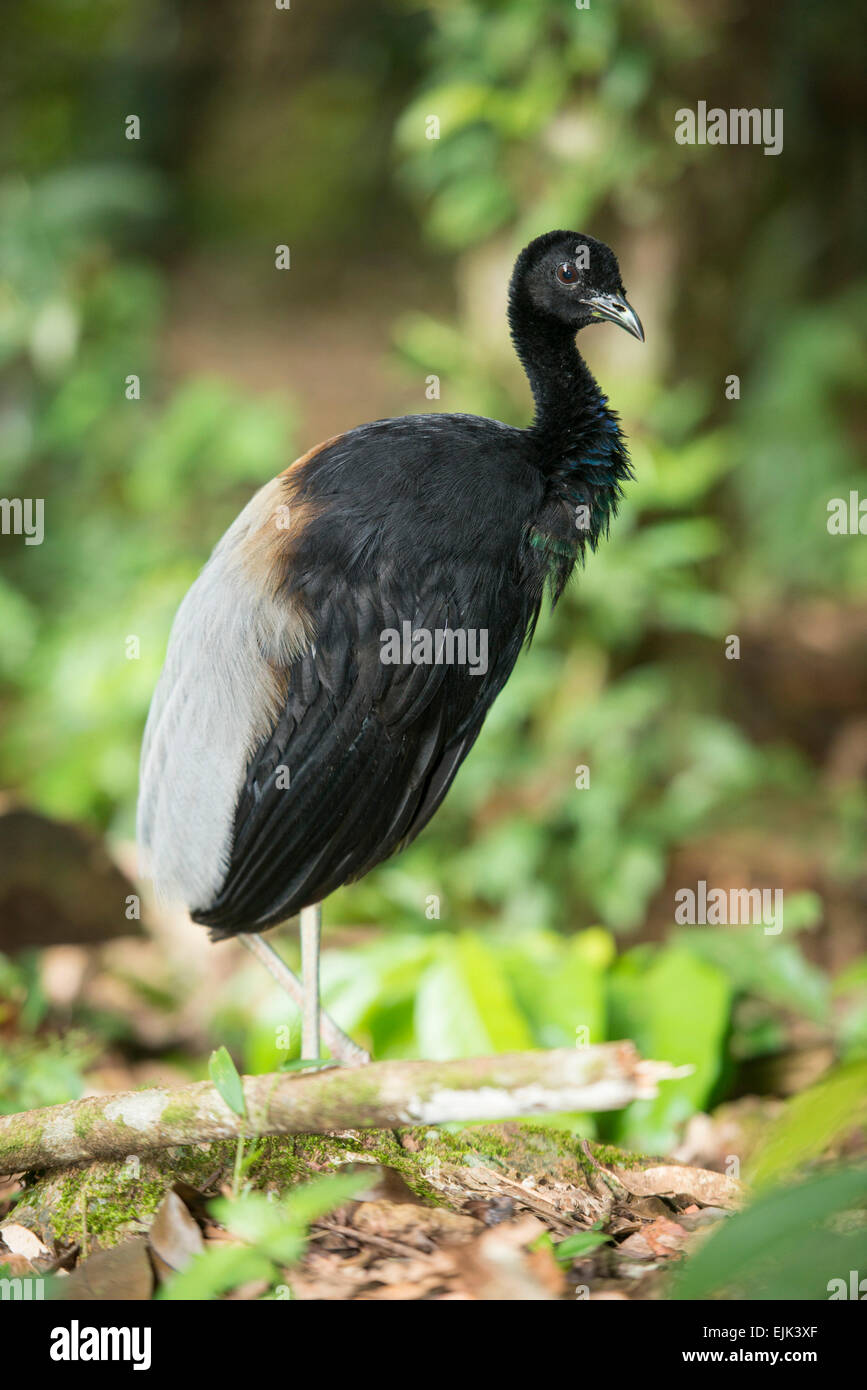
[0,1043,688,1172]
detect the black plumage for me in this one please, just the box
[183,230,643,937]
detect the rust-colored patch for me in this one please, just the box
[278,434,343,482]
[241,434,343,596]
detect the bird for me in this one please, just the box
[137,229,643,1066]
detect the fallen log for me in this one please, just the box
[0,1043,688,1172]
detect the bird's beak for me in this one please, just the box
[583,292,645,342]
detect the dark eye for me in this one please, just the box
[556,262,579,285]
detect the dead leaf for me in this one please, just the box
[458,1166,579,1233]
[0,1252,40,1277]
[148,1189,204,1281]
[350,1199,480,1248]
[315,1221,434,1260]
[0,1174,25,1207]
[618,1216,690,1261]
[359,1276,447,1300]
[613,1164,742,1209]
[462,1196,515,1226]
[0,1223,51,1261]
[225,1279,271,1301]
[615,1231,657,1261]
[171,1180,217,1222]
[58,1238,154,1300]
[622,1193,676,1219]
[451,1216,563,1301]
[340,1163,426,1205]
[676,1206,732,1232]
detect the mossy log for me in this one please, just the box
[10,1125,651,1251]
[0,1043,684,1172]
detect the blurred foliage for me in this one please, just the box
[6,927,863,1153]
[672,1162,867,1301]
[1,0,866,1169]
[206,923,865,1153]
[745,1060,867,1190]
[0,1032,95,1115]
[0,171,295,822]
[160,1172,368,1301]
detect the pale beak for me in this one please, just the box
[583,292,644,342]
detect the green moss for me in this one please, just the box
[386,1122,655,1188]
[160,1097,198,1130]
[47,1164,167,1243]
[585,1142,650,1171]
[72,1110,97,1141]
[52,1168,86,1238]
[0,1122,43,1169]
[12,1121,656,1248]
[235,1131,444,1205]
[18,1145,236,1247]
[423,1124,516,1161]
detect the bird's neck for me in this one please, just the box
[509,298,631,533]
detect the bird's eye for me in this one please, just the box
[556,262,579,285]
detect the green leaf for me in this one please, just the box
[672,1165,867,1301]
[208,1045,247,1120]
[158,1241,273,1302]
[746,1061,867,1189]
[210,1173,367,1267]
[607,945,731,1150]
[284,1172,370,1226]
[501,928,612,1049]
[555,1228,611,1263]
[415,933,534,1058]
[833,955,867,995]
[676,927,829,1025]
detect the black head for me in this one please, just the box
[509,230,644,342]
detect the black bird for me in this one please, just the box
[138,230,644,1063]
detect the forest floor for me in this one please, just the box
[1,1114,753,1301]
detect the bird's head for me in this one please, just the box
[509,230,644,342]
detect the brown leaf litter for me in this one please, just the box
[1,1123,743,1301]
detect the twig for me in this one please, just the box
[312,1222,433,1260]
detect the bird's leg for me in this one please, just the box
[300,902,321,1061]
[238,930,370,1066]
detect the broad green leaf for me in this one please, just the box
[746,1061,867,1189]
[501,928,612,1049]
[607,945,731,1150]
[414,933,533,1059]
[673,1165,867,1301]
[676,926,829,1024]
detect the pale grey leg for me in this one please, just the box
[300,902,321,1061]
[239,928,370,1066]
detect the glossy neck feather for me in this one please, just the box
[508,287,632,542]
